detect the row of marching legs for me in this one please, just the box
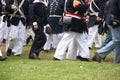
[0,16,102,61]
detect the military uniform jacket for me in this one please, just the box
[4,0,30,26]
[87,0,105,27]
[29,1,48,30]
[47,0,65,34]
[65,0,89,33]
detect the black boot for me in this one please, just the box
[77,56,90,61]
[0,56,7,61]
[29,53,40,60]
[6,48,12,56]
[92,52,101,63]
[2,39,6,43]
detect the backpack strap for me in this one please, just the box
[10,0,25,19]
[89,0,100,16]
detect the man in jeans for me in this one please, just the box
[92,0,120,63]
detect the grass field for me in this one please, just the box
[0,41,120,80]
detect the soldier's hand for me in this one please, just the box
[46,24,52,33]
[46,26,52,33]
[96,16,102,21]
[11,5,18,11]
[2,1,6,6]
[34,24,39,30]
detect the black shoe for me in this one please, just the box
[2,39,6,43]
[92,52,101,63]
[76,56,81,59]
[6,49,12,56]
[29,53,40,60]
[89,47,91,49]
[0,56,7,61]
[29,56,40,60]
[53,57,60,61]
[77,56,90,61]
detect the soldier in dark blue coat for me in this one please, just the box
[87,0,105,27]
[43,0,65,51]
[54,0,90,61]
[0,0,7,61]
[28,0,50,59]
[87,0,105,49]
[5,0,31,56]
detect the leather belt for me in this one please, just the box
[49,15,61,17]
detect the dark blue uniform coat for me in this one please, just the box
[47,0,65,34]
[87,0,105,27]
[4,0,30,26]
[65,0,89,33]
[29,1,48,58]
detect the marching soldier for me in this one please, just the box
[28,0,50,59]
[54,0,90,61]
[5,0,31,56]
[43,0,65,51]
[87,0,105,49]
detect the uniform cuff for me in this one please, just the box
[33,22,37,26]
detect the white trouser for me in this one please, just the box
[66,39,77,59]
[66,32,90,59]
[3,22,9,40]
[26,27,35,40]
[52,33,63,49]
[22,26,27,46]
[44,33,63,50]
[8,21,25,55]
[5,27,11,51]
[0,49,2,56]
[0,17,11,51]
[0,43,2,56]
[54,32,90,60]
[43,34,53,50]
[0,20,7,42]
[88,25,102,48]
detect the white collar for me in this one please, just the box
[33,0,43,3]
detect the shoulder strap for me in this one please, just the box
[89,0,100,12]
[89,0,100,16]
[10,0,25,19]
[63,0,67,12]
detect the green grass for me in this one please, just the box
[0,40,120,80]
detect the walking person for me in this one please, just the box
[4,0,31,56]
[43,0,65,51]
[87,0,105,49]
[92,0,120,63]
[28,0,51,59]
[54,0,90,61]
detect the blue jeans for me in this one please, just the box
[97,25,120,63]
[100,31,112,48]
